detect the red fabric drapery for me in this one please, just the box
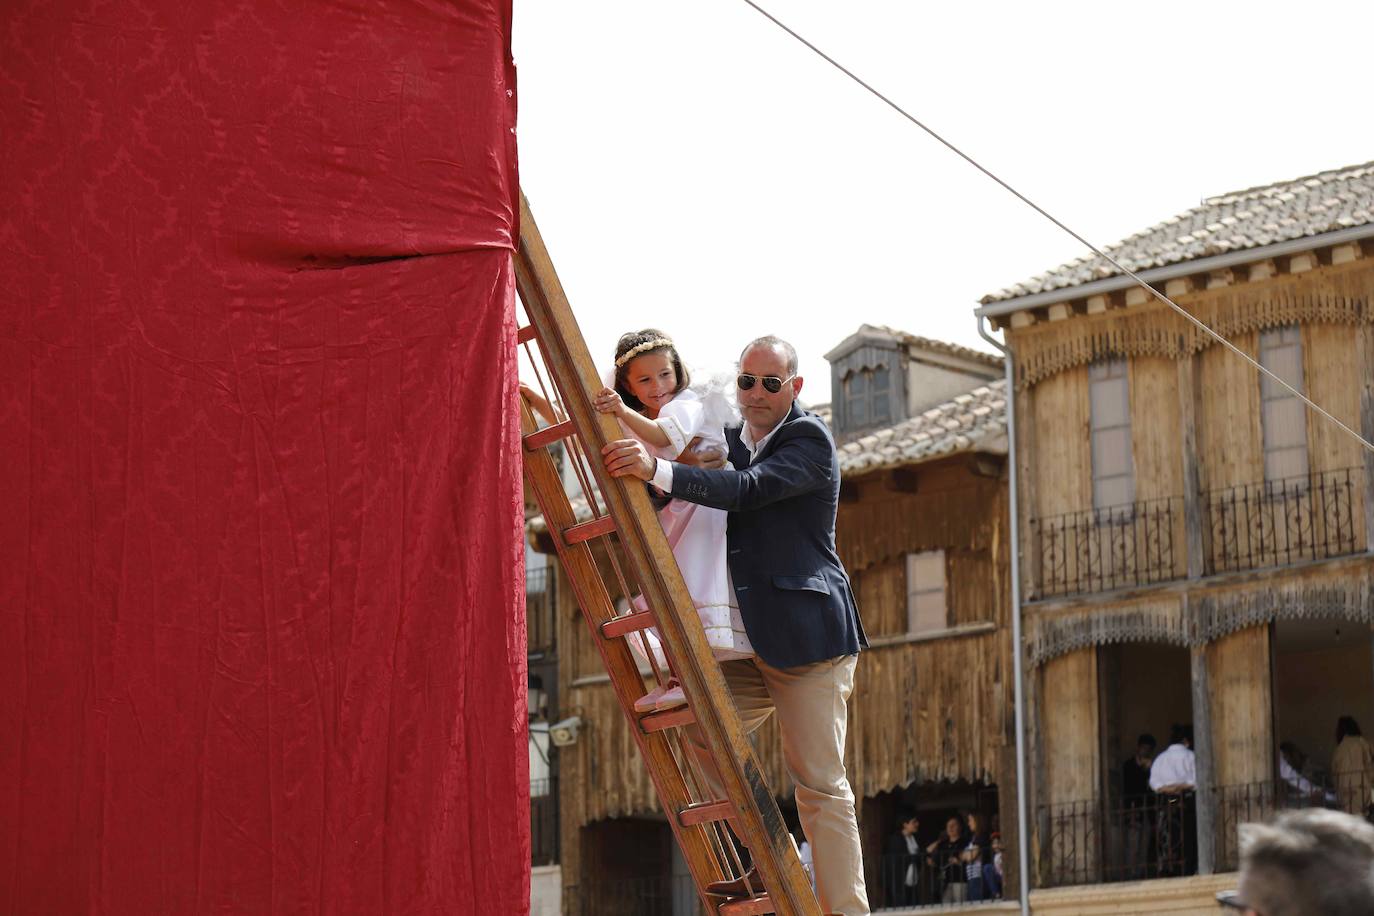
[0,3,527,913]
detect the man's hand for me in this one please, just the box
[678,437,727,470]
[602,438,656,481]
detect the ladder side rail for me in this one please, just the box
[520,401,729,903]
[515,193,820,916]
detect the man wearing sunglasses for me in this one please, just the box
[603,336,870,916]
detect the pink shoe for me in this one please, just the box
[634,678,687,714]
[654,682,687,711]
[634,681,673,714]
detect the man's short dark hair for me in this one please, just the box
[1169,723,1193,746]
[1137,733,1157,748]
[741,336,798,375]
[1238,809,1374,915]
[1337,715,1363,742]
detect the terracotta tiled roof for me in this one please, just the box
[868,325,1004,368]
[836,379,1007,476]
[982,160,1374,304]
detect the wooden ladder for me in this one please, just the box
[514,191,823,916]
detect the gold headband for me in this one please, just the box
[614,337,674,368]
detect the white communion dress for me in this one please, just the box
[623,379,753,667]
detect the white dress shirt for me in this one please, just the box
[1280,755,1336,803]
[1148,742,1197,791]
[651,414,786,493]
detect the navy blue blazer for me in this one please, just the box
[669,403,868,668]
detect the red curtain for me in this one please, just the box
[0,3,527,913]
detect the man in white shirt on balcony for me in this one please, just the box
[1149,724,1196,793]
[1150,724,1198,876]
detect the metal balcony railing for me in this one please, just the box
[530,776,559,866]
[1204,467,1360,575]
[1036,791,1192,888]
[1030,497,1184,598]
[1036,775,1361,888]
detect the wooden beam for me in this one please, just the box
[1361,323,1374,553]
[1009,310,1037,329]
[1085,294,1109,315]
[1248,259,1276,282]
[1178,355,1206,579]
[1124,286,1150,307]
[1288,251,1318,273]
[1332,242,1364,265]
[1047,302,1072,322]
[1017,383,1040,600]
[1206,269,1234,289]
[1028,664,1049,887]
[1164,277,1194,299]
[1190,634,1217,876]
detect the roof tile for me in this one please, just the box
[983,160,1374,303]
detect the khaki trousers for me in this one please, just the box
[687,654,870,916]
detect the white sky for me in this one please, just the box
[512,0,1374,405]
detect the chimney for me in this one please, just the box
[825,325,1002,441]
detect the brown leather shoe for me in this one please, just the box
[705,867,763,897]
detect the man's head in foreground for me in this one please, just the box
[1224,808,1374,915]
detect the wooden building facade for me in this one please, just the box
[528,326,1020,913]
[977,160,1374,891]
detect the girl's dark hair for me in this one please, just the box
[1338,716,1362,742]
[612,328,689,412]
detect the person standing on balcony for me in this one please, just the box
[1332,716,1374,818]
[1122,732,1157,879]
[961,811,991,901]
[1149,724,1197,876]
[882,812,922,907]
[926,816,969,904]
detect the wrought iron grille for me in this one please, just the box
[1204,467,1360,574]
[1037,777,1359,889]
[1214,776,1357,870]
[1035,792,1192,888]
[1030,497,1183,598]
[530,777,560,867]
[1214,780,1282,873]
[526,565,557,657]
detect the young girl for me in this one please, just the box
[592,329,752,712]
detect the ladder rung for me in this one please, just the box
[677,800,734,828]
[640,706,696,733]
[517,324,537,344]
[600,611,655,639]
[718,895,774,916]
[523,419,575,451]
[562,515,616,545]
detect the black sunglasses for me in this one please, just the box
[737,373,796,394]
